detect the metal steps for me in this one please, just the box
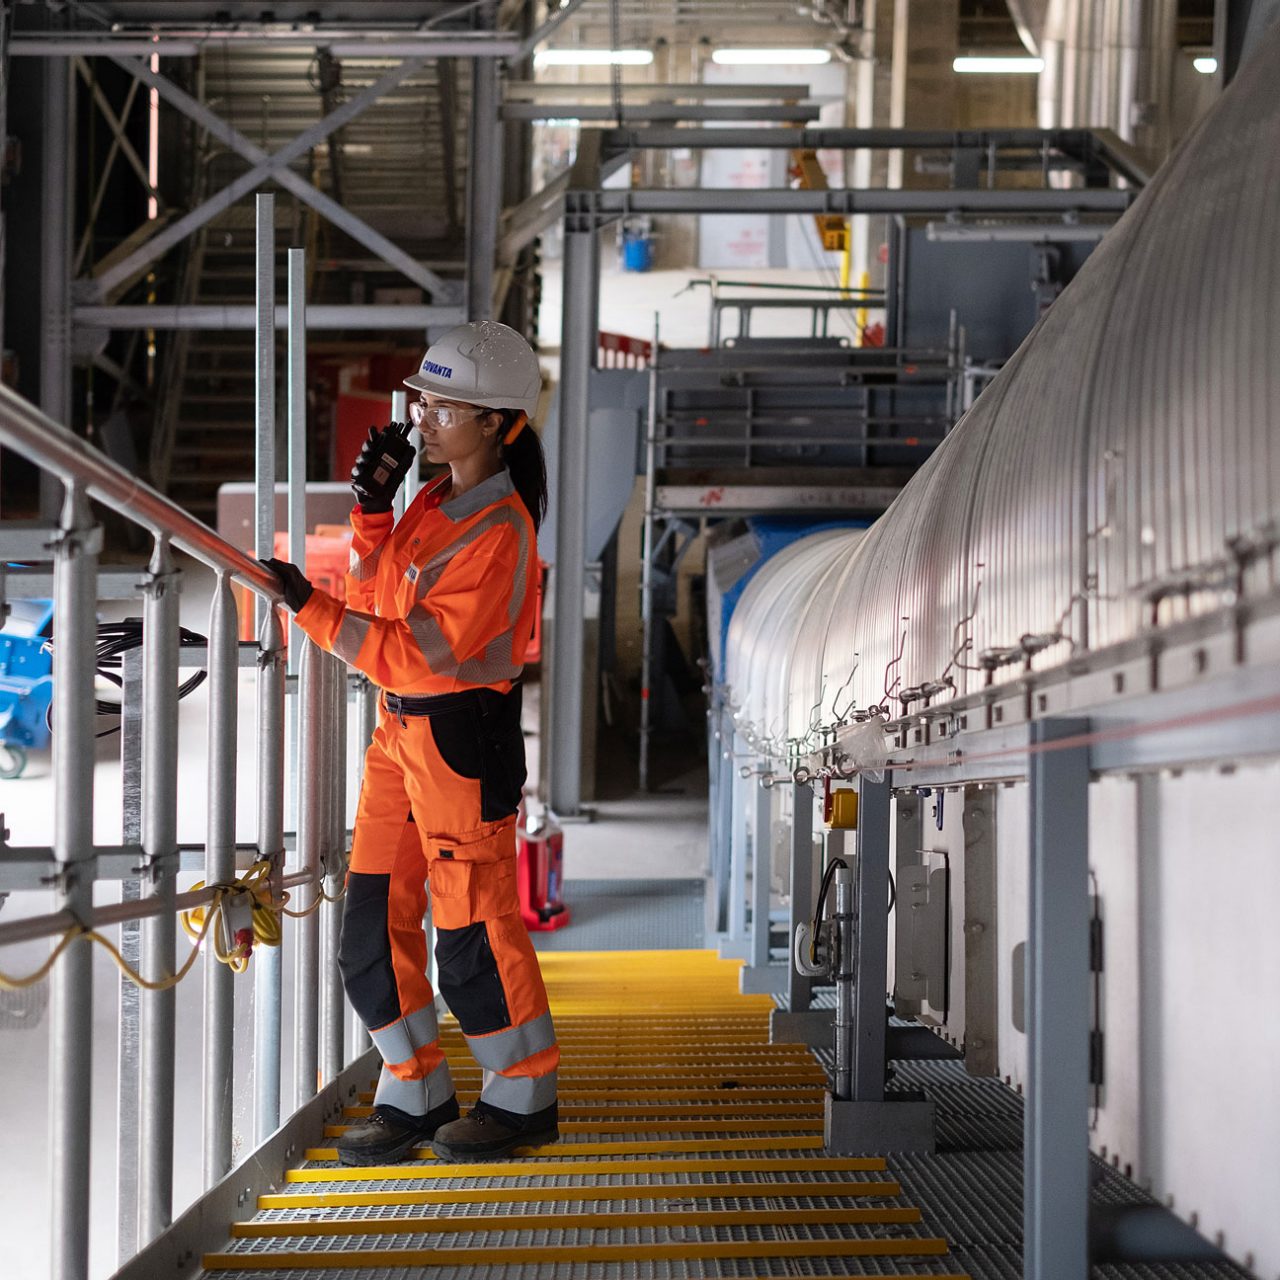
[195,950,969,1279]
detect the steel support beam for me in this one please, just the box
[546,209,598,817]
[786,781,817,1013]
[503,102,822,122]
[73,304,465,330]
[40,54,73,519]
[1025,719,1091,1279]
[852,774,890,1102]
[12,35,523,57]
[465,55,502,319]
[750,778,773,972]
[99,56,454,301]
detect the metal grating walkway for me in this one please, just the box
[196,950,969,1279]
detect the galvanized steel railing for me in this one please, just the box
[0,199,371,1280]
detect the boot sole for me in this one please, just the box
[431,1127,560,1164]
[337,1129,435,1167]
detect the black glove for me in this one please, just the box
[351,423,415,513]
[260,557,314,613]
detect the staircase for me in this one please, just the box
[192,950,966,1278]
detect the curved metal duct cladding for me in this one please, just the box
[723,529,864,756]
[724,24,1280,764]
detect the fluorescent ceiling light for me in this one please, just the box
[534,48,654,67]
[711,48,831,65]
[953,55,1045,74]
[1193,55,1218,74]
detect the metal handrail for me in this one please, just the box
[0,381,282,600]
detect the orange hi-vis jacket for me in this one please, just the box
[293,468,537,694]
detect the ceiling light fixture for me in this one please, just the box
[711,48,832,65]
[534,48,654,67]
[1193,55,1218,74]
[953,55,1045,74]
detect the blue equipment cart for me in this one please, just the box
[0,598,55,779]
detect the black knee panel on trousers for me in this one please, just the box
[435,923,511,1035]
[338,872,400,1030]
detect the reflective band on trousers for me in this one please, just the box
[481,1067,558,1115]
[369,1002,439,1067]
[465,1011,556,1071]
[374,1059,455,1114]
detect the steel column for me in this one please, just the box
[320,659,346,1081]
[203,571,238,1187]
[547,210,598,816]
[1025,719,1091,1279]
[787,781,816,1012]
[638,321,660,791]
[138,536,181,1244]
[832,864,855,1101]
[727,741,748,946]
[852,774,891,1102]
[48,483,100,1280]
[750,778,774,971]
[253,606,287,1142]
[39,55,72,520]
[294,640,324,1106]
[465,55,502,320]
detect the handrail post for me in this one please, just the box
[138,533,181,1244]
[320,660,347,1081]
[254,606,286,1142]
[293,638,324,1106]
[203,569,239,1186]
[49,481,101,1280]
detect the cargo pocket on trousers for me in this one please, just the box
[440,826,519,922]
[427,857,473,930]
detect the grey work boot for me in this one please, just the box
[431,1101,560,1163]
[336,1096,460,1167]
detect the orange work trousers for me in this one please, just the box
[338,686,559,1118]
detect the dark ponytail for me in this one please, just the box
[497,409,548,532]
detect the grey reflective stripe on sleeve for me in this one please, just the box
[465,1011,556,1071]
[369,1002,440,1067]
[349,542,385,583]
[480,1067,558,1115]
[456,637,522,686]
[407,610,456,672]
[332,610,374,665]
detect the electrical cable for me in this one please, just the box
[809,854,847,968]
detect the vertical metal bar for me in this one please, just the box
[321,658,346,1081]
[203,571,238,1187]
[1026,719,1091,1280]
[853,773,891,1103]
[294,639,324,1106]
[254,606,286,1143]
[638,315,660,792]
[465,54,502,321]
[787,780,816,1012]
[255,192,276,635]
[715,718,734,935]
[49,482,100,1280]
[548,210,598,816]
[138,535,180,1245]
[833,864,855,1101]
[39,56,72,520]
[115,646,144,1264]
[750,777,772,970]
[391,389,408,522]
[728,741,748,944]
[286,247,307,637]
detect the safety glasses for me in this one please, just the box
[409,400,483,430]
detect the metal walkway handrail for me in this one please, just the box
[0,380,282,599]
[0,214,363,1280]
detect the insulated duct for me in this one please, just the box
[723,18,1280,755]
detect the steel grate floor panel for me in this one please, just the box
[197,951,1257,1280]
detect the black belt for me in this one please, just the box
[382,684,520,721]
[382,689,479,719]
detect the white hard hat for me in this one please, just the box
[403,320,542,417]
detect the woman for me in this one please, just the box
[263,320,559,1166]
